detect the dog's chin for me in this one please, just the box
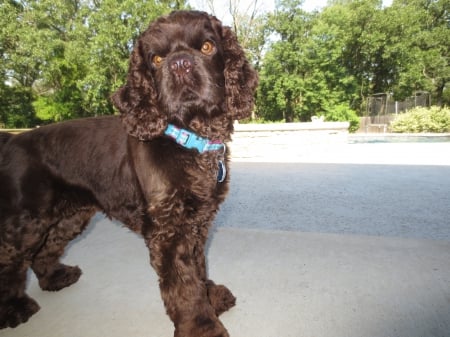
[161,89,225,128]
[164,101,220,128]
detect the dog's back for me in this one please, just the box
[0,132,12,144]
[0,132,13,151]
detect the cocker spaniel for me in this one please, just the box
[0,10,257,337]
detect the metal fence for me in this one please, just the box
[363,92,431,132]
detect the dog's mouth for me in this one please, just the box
[163,96,210,126]
[177,85,202,101]
[160,79,225,121]
[162,88,225,129]
[160,85,202,109]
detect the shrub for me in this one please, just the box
[390,106,450,133]
[325,104,360,133]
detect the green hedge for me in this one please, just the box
[390,106,450,133]
[325,104,360,133]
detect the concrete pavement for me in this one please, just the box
[218,161,450,241]
[3,219,450,337]
[2,140,450,337]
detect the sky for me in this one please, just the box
[190,0,394,25]
[302,0,393,12]
[304,0,337,12]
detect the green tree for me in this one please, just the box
[77,0,179,117]
[329,0,385,105]
[0,0,39,127]
[258,0,316,122]
[258,0,364,122]
[257,0,448,124]
[0,0,186,127]
[390,0,449,105]
[359,0,445,103]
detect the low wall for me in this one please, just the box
[234,121,350,133]
[231,121,350,161]
[0,128,31,134]
[358,116,396,133]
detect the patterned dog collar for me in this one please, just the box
[164,124,225,154]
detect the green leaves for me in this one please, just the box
[259,1,359,123]
[0,0,185,127]
[1,0,448,128]
[257,0,449,126]
[390,106,450,133]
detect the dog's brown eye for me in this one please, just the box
[152,55,164,67]
[201,41,215,55]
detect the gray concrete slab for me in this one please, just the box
[217,162,450,241]
[2,219,450,337]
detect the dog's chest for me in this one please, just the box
[181,150,229,199]
[134,139,229,210]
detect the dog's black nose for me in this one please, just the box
[170,55,193,75]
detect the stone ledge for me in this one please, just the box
[234,121,350,132]
[0,128,31,134]
[230,122,350,161]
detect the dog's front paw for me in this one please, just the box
[206,281,236,316]
[38,264,82,291]
[174,315,229,337]
[0,295,40,329]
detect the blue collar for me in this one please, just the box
[164,124,225,153]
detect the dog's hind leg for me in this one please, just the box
[0,216,45,329]
[31,208,96,291]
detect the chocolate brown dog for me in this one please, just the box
[0,10,257,337]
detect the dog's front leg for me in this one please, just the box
[192,235,236,317]
[146,232,229,337]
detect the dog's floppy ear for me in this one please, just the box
[111,37,167,140]
[221,25,258,120]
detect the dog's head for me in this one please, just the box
[112,10,258,141]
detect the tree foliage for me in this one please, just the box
[257,0,449,123]
[1,0,449,127]
[0,0,186,127]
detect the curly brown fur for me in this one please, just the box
[0,132,12,148]
[0,10,257,336]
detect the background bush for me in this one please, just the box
[390,106,450,133]
[325,104,360,133]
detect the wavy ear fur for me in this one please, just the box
[221,26,259,120]
[111,39,167,140]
